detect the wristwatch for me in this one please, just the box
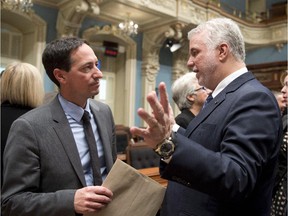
[154,137,175,160]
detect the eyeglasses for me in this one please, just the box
[194,86,207,92]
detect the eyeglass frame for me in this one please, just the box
[194,86,207,92]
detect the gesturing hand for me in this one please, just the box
[130,82,175,148]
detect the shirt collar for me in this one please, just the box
[212,67,248,98]
[58,94,91,122]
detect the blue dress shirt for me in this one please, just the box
[58,95,107,186]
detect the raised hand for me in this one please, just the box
[130,82,175,148]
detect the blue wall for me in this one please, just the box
[33,4,58,92]
[266,0,286,8]
[134,34,143,126]
[33,4,58,42]
[158,44,173,101]
[246,44,287,65]
[221,0,246,16]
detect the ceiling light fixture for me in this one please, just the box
[165,23,184,52]
[165,38,182,53]
[119,13,138,37]
[1,0,33,14]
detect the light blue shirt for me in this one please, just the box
[58,95,107,186]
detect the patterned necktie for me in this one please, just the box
[202,94,213,109]
[82,111,102,185]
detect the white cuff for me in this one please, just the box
[172,123,180,132]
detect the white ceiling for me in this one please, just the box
[33,0,181,32]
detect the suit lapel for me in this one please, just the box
[185,72,255,137]
[185,93,225,137]
[90,103,114,171]
[49,97,86,186]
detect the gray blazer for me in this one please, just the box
[1,96,117,216]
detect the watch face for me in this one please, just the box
[154,139,175,160]
[160,142,173,152]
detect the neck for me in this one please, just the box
[190,105,202,116]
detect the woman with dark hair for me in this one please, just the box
[271,72,287,216]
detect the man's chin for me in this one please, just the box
[90,91,99,98]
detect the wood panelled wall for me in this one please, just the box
[247,61,287,91]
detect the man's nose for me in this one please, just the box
[93,67,103,78]
[187,57,194,68]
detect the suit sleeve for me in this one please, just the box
[106,105,117,162]
[1,118,77,216]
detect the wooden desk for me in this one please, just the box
[117,153,126,161]
[138,167,168,187]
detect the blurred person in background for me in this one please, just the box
[272,90,286,114]
[271,72,287,216]
[172,72,211,128]
[1,62,45,187]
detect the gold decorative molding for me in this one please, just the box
[135,0,176,15]
[82,25,129,41]
[241,22,287,46]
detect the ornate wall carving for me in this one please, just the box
[241,23,287,46]
[135,0,176,15]
[1,9,46,72]
[57,0,101,37]
[141,25,172,120]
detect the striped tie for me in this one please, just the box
[202,94,213,109]
[82,111,102,185]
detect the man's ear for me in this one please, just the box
[53,69,66,84]
[218,43,229,61]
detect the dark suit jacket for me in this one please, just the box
[1,103,33,187]
[160,72,282,216]
[1,96,117,216]
[175,108,195,129]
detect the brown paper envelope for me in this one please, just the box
[84,159,166,216]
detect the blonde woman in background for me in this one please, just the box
[1,62,44,186]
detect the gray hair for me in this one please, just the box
[172,72,198,110]
[188,18,245,61]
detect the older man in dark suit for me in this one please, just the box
[131,18,282,216]
[2,37,117,215]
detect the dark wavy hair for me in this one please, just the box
[42,37,88,87]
